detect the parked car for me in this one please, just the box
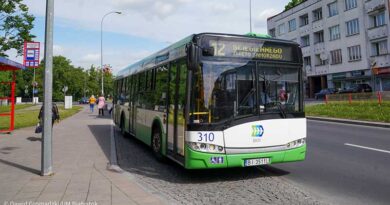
[314,88,335,99]
[339,84,372,94]
[79,97,89,104]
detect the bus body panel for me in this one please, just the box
[223,118,306,150]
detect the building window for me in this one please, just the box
[300,14,309,27]
[278,23,285,35]
[301,35,310,47]
[346,19,359,36]
[269,28,276,37]
[329,25,340,40]
[330,49,343,64]
[348,45,361,61]
[303,56,311,67]
[372,40,388,56]
[371,12,385,28]
[315,54,328,66]
[288,19,296,32]
[314,30,324,44]
[328,2,339,17]
[345,0,357,10]
[312,8,323,22]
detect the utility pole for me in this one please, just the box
[249,0,252,33]
[41,0,54,176]
[32,68,35,104]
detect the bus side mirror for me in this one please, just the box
[188,43,199,71]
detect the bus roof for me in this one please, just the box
[116,33,299,79]
[116,34,195,79]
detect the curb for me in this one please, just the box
[307,116,390,128]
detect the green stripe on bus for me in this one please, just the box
[185,145,306,169]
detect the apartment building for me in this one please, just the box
[267,0,390,97]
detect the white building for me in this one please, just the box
[267,0,390,97]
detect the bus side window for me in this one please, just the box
[154,65,168,111]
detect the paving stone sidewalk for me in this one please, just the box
[0,105,166,205]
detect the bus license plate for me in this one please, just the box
[244,158,270,167]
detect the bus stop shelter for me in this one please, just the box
[0,57,26,133]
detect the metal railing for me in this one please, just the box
[325,91,390,104]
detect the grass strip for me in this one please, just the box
[305,101,390,123]
[0,105,82,130]
[0,104,35,113]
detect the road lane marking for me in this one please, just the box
[344,143,390,154]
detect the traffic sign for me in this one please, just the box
[23,41,40,68]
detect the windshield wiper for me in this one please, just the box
[264,102,286,118]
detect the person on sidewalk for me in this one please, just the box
[89,95,96,113]
[36,103,60,133]
[98,94,106,116]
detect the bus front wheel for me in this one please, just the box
[152,129,164,161]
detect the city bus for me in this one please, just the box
[114,33,306,169]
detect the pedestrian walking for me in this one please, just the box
[98,94,106,116]
[89,95,96,112]
[35,103,60,133]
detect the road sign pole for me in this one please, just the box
[41,0,54,176]
[32,68,35,104]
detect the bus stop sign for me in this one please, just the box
[23,41,40,68]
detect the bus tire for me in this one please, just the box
[120,114,127,137]
[152,128,164,161]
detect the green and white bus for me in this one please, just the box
[114,33,306,169]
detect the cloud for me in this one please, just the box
[53,45,64,56]
[113,0,192,19]
[254,8,279,28]
[80,54,101,63]
[21,0,288,72]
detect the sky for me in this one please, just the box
[6,0,289,74]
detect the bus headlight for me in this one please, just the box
[187,142,224,153]
[286,138,306,149]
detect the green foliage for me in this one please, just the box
[0,0,35,57]
[284,0,307,11]
[305,101,390,122]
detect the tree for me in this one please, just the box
[0,0,35,57]
[284,0,307,11]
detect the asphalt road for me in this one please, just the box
[271,120,390,205]
[114,129,324,205]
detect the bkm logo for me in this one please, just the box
[252,125,264,137]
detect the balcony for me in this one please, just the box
[367,25,388,40]
[365,0,386,13]
[370,54,390,68]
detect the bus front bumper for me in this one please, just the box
[184,145,306,169]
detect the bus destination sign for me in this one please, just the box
[204,39,294,61]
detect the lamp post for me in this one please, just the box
[101,11,121,96]
[249,0,252,33]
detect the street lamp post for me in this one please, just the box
[100,11,121,96]
[249,0,252,33]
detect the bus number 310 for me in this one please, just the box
[197,132,215,142]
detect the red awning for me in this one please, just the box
[0,57,26,71]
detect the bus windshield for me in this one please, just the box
[190,61,301,124]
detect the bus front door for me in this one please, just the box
[167,61,187,156]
